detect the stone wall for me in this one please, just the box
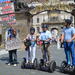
[14,13,32,40]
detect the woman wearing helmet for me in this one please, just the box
[24,27,36,64]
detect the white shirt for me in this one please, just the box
[39,30,52,41]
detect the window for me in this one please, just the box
[37,18,39,23]
[37,27,40,33]
[43,18,45,22]
[31,19,33,23]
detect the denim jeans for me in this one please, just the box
[64,41,75,65]
[9,49,17,64]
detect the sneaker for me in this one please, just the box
[13,64,17,67]
[7,63,11,66]
[46,61,50,64]
[69,66,75,72]
[64,65,70,71]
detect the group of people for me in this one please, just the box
[5,19,75,71]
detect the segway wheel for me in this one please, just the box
[60,61,67,73]
[21,58,26,69]
[39,59,44,69]
[49,60,56,73]
[33,58,38,69]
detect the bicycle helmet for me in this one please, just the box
[65,19,72,25]
[30,27,35,33]
[42,24,48,28]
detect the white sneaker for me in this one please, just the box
[13,64,17,67]
[7,63,11,66]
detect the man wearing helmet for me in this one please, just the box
[39,24,52,62]
[61,19,75,70]
[24,27,36,64]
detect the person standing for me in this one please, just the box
[61,19,75,69]
[39,24,52,62]
[5,25,17,66]
[24,27,36,64]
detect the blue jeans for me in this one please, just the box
[9,49,17,64]
[64,41,75,65]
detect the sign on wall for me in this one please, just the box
[0,0,11,3]
[0,2,14,14]
[0,2,16,25]
[1,14,16,25]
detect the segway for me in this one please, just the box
[21,57,38,69]
[39,41,56,73]
[21,39,38,69]
[21,58,26,69]
[60,61,67,73]
[60,61,75,73]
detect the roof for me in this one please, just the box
[17,0,47,3]
[18,0,30,3]
[42,22,65,25]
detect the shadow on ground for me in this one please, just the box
[0,57,9,62]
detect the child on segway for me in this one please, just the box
[38,24,56,72]
[60,19,75,72]
[21,27,37,69]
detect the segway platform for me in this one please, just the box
[39,59,56,73]
[21,58,38,69]
[60,61,75,73]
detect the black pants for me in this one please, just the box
[9,49,17,64]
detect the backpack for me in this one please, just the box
[24,39,31,47]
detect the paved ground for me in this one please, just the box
[0,45,74,75]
